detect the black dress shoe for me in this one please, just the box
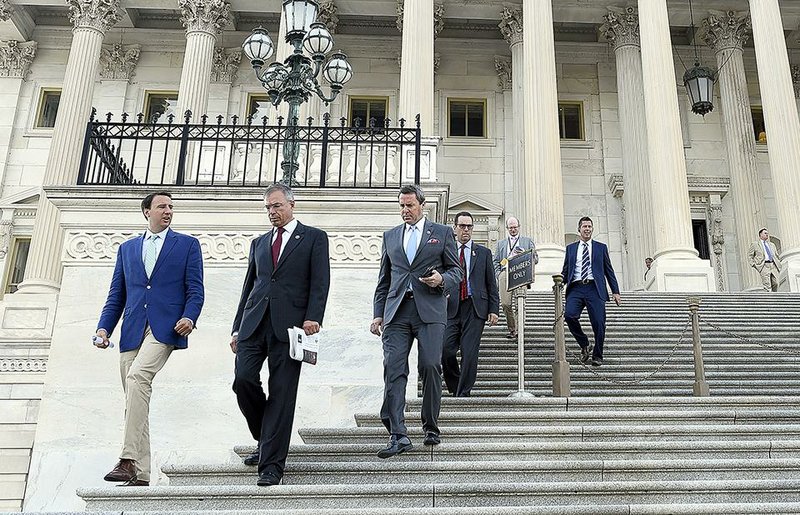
[103,458,137,482]
[580,346,591,364]
[591,356,603,367]
[423,432,441,446]
[377,435,413,458]
[243,451,259,466]
[257,472,282,486]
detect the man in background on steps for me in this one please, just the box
[748,228,781,292]
[493,217,538,340]
[561,216,620,367]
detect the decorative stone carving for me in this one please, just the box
[63,230,383,265]
[498,6,523,47]
[0,220,11,258]
[316,0,339,34]
[599,6,640,50]
[178,0,230,35]
[494,55,511,90]
[0,358,47,372]
[98,43,140,81]
[0,0,14,22]
[210,46,241,83]
[709,203,726,292]
[0,39,36,79]
[433,3,444,38]
[792,64,800,98]
[702,10,750,53]
[67,0,121,32]
[395,0,403,32]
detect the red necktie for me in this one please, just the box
[272,226,285,268]
[459,244,468,301]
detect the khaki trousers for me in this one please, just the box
[118,331,173,482]
[757,262,779,292]
[498,269,516,332]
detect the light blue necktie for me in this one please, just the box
[405,226,418,263]
[144,234,159,277]
[764,241,774,261]
[580,242,590,281]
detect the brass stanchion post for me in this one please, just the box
[688,296,710,397]
[552,274,570,397]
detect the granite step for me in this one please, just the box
[77,479,800,511]
[467,387,800,397]
[163,458,800,486]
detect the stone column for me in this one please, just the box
[702,11,765,291]
[749,0,800,291]
[176,0,230,121]
[0,40,36,197]
[398,0,434,134]
[495,56,515,215]
[636,0,715,291]
[600,6,653,291]
[94,43,140,116]
[18,0,120,293]
[499,6,525,225]
[521,0,564,287]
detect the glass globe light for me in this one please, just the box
[242,27,274,67]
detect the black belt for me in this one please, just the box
[764,261,773,263]
[403,291,414,300]
[573,279,594,285]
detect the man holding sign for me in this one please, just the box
[493,217,538,339]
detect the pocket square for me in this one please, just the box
[427,238,440,244]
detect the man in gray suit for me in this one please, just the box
[493,217,539,338]
[371,185,462,458]
[748,228,782,292]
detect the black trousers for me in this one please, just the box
[442,298,486,397]
[233,314,302,477]
[380,297,445,437]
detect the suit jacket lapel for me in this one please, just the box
[411,220,433,266]
[150,229,177,279]
[135,233,147,279]
[275,222,305,272]
[468,244,478,276]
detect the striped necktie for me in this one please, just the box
[580,242,590,281]
[144,234,159,278]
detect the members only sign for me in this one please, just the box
[506,249,535,291]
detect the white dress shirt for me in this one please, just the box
[142,227,169,263]
[459,240,473,296]
[271,218,298,260]
[403,217,427,251]
[573,239,595,282]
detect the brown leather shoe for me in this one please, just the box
[103,459,136,482]
[119,479,149,487]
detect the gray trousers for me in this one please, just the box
[380,297,445,437]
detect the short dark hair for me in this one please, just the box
[399,184,425,204]
[578,216,593,229]
[141,191,172,217]
[759,228,768,236]
[454,211,473,226]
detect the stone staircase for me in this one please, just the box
[77,292,800,513]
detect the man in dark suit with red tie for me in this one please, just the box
[561,216,621,367]
[230,183,330,486]
[442,211,499,397]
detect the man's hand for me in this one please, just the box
[229,334,238,354]
[370,317,384,336]
[420,269,443,288]
[94,329,110,349]
[488,313,499,326]
[174,318,194,336]
[612,293,621,306]
[303,320,321,335]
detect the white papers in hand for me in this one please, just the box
[287,327,320,365]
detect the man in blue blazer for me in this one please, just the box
[560,217,621,367]
[230,183,330,487]
[95,191,204,486]
[371,185,462,458]
[443,211,499,397]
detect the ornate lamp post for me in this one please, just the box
[242,0,353,185]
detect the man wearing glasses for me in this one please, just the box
[493,217,538,339]
[442,211,499,397]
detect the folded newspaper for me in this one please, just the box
[287,327,320,365]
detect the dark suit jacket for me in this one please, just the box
[98,228,205,352]
[561,240,620,301]
[232,221,330,342]
[373,219,462,325]
[447,243,500,320]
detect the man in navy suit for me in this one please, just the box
[442,211,499,397]
[230,183,330,486]
[95,191,204,486]
[371,185,462,458]
[560,216,620,367]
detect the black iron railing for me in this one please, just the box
[77,109,422,188]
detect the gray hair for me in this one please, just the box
[264,183,295,201]
[506,217,520,229]
[398,184,425,204]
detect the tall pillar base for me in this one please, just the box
[646,250,716,292]
[779,255,800,292]
[531,245,566,291]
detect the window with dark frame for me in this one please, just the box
[558,102,584,140]
[144,91,179,123]
[247,93,272,123]
[35,89,61,128]
[348,97,388,129]
[751,106,766,143]
[448,99,486,138]
[4,238,31,294]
